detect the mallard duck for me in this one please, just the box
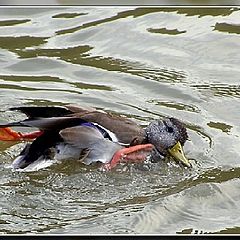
[0,105,191,170]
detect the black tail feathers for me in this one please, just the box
[10,106,72,119]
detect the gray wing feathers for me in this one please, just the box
[60,126,123,164]
[59,126,104,148]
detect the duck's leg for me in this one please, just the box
[101,144,154,171]
[0,127,43,141]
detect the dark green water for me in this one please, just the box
[0,7,240,234]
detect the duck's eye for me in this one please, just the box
[167,126,173,133]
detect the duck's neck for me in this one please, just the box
[142,129,149,144]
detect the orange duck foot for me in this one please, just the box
[0,127,43,141]
[101,143,154,171]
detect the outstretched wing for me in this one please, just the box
[9,104,97,119]
[0,117,88,131]
[10,106,72,119]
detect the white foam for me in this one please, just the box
[11,158,57,172]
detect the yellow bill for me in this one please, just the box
[168,141,191,167]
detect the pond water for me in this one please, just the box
[0,6,240,234]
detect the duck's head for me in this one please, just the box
[145,117,191,167]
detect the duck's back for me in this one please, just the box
[74,111,145,145]
[64,105,145,145]
[9,104,146,146]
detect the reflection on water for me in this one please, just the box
[192,83,240,98]
[133,177,240,234]
[147,27,187,35]
[214,22,240,35]
[0,7,240,234]
[0,36,47,50]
